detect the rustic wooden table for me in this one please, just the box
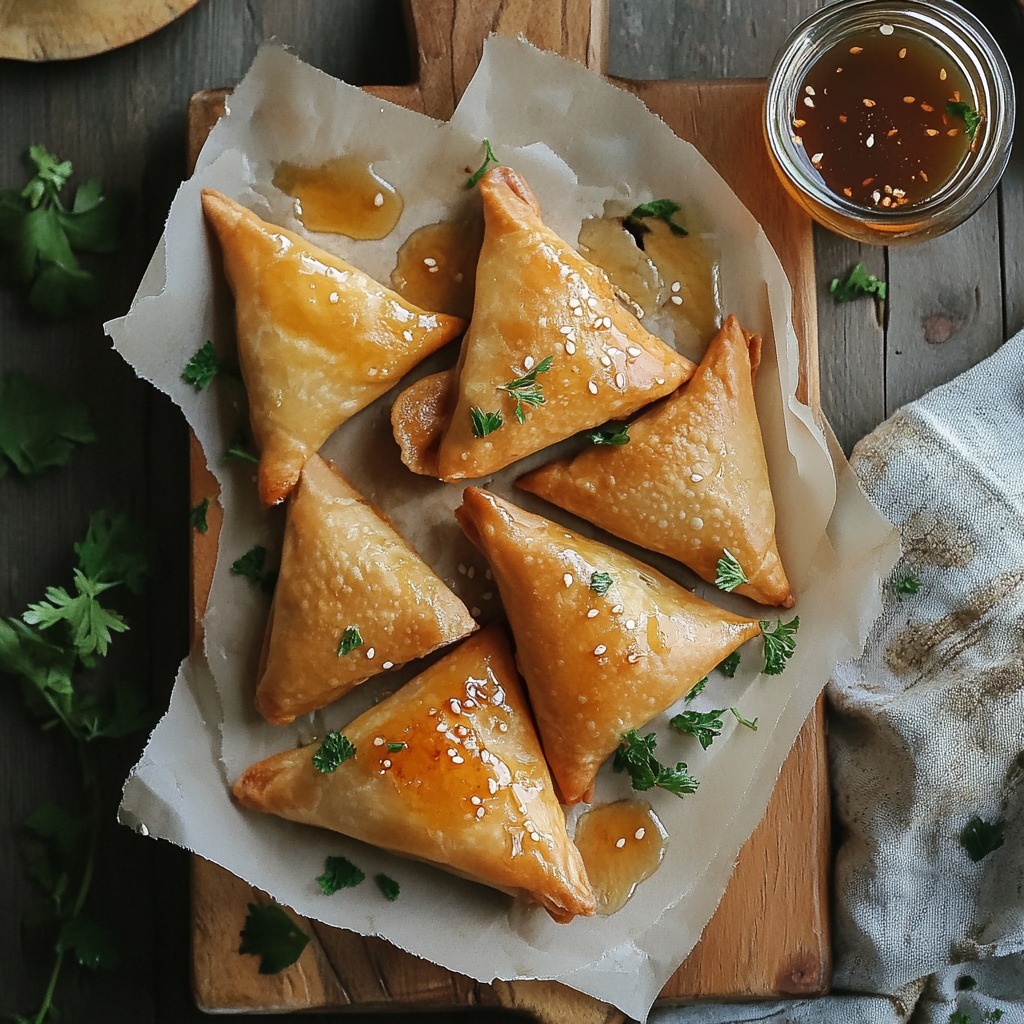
[1,1,1021,1021]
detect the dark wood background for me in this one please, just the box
[1,1,1021,1020]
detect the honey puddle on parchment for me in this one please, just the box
[574,799,669,915]
[391,217,483,320]
[273,156,403,240]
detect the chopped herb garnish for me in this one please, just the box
[375,873,401,901]
[959,815,1005,862]
[760,616,799,675]
[717,651,741,677]
[589,571,614,596]
[627,198,688,236]
[312,731,356,773]
[337,625,363,656]
[316,855,365,895]
[182,341,221,391]
[499,355,554,424]
[684,677,708,702]
[890,572,920,598]
[951,1012,1004,1024]
[464,139,499,190]
[956,976,977,992]
[715,549,749,592]
[586,423,630,446]
[669,708,726,750]
[946,101,982,143]
[189,498,210,535]
[730,707,758,731]
[238,902,309,975]
[470,407,503,438]
[224,433,259,464]
[613,729,699,797]
[829,263,887,303]
[23,570,128,659]
[230,545,277,593]
[386,741,407,753]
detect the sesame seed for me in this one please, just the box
[625,619,637,630]
[467,566,476,579]
[453,755,465,764]
[691,473,704,482]
[862,98,876,108]
[476,807,485,818]
[879,23,893,35]
[382,661,394,670]
[588,381,598,395]
[803,97,815,108]
[925,129,939,137]
[670,295,683,305]
[947,128,959,137]
[487,778,498,793]
[627,346,642,358]
[498,722,508,732]
[373,192,384,207]
[866,134,875,148]
[940,68,947,81]
[471,606,481,617]
[903,96,916,104]
[615,837,626,848]
[436,722,447,732]
[600,354,612,367]
[671,280,681,293]
[447,748,457,756]
[872,189,882,203]
[374,737,385,746]
[563,573,574,587]
[849,45,863,54]
[607,346,621,356]
[559,325,573,335]
[635,827,646,840]
[612,604,624,614]
[655,377,665,385]
[423,257,437,267]
[382,759,392,768]
[887,129,898,137]
[602,316,612,329]
[471,796,482,805]
[627,653,639,663]
[843,187,853,197]
[403,330,413,342]
[329,292,339,304]
[587,608,599,618]
[793,118,806,128]
[804,85,815,96]
[899,47,907,58]
[811,152,824,166]
[593,644,607,656]
[615,372,625,389]
[482,591,493,601]
[450,699,462,713]
[587,296,598,309]
[366,647,375,659]
[564,340,576,355]
[920,171,929,182]
[920,103,934,112]
[523,355,535,371]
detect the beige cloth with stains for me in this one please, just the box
[649,330,1024,1024]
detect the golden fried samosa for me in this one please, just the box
[235,625,596,922]
[391,168,695,481]
[519,315,794,607]
[201,189,465,506]
[254,454,476,725]
[455,488,762,804]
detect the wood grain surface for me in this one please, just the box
[2,2,1022,1023]
[186,2,829,1017]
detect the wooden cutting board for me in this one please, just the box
[188,3,829,1021]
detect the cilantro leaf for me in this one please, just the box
[22,570,127,659]
[684,677,708,702]
[190,498,211,535]
[225,432,259,463]
[0,371,95,478]
[717,651,741,677]
[58,915,119,970]
[760,616,800,675]
[829,263,887,303]
[182,341,221,391]
[470,407,503,438]
[238,902,309,975]
[890,572,920,598]
[669,708,726,749]
[316,855,365,895]
[947,101,983,142]
[499,355,553,424]
[337,626,363,656]
[959,815,1005,862]
[74,510,150,594]
[74,679,151,741]
[730,707,758,731]
[230,545,277,593]
[589,571,614,596]
[375,873,400,901]
[613,730,699,797]
[386,741,407,752]
[627,198,688,236]
[312,731,356,773]
[715,549,749,592]
[464,139,499,189]
[586,423,630,446]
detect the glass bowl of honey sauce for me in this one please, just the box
[764,0,1014,244]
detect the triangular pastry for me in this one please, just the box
[455,489,762,804]
[255,454,477,725]
[235,625,596,923]
[519,315,794,607]
[391,167,696,481]
[202,190,465,506]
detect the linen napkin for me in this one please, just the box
[648,329,1024,1023]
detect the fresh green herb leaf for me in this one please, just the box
[951,1013,1005,1024]
[499,355,553,424]
[627,198,688,236]
[950,1014,971,1024]
[386,741,407,753]
[464,139,499,189]
[225,433,259,463]
[0,371,95,479]
[890,572,920,598]
[316,855,365,895]
[589,571,614,596]
[312,731,356,773]
[239,902,309,975]
[715,549,749,592]
[337,625,363,656]
[57,915,119,970]
[684,677,708,702]
[613,729,699,797]
[730,707,758,730]
[190,498,211,535]
[182,341,220,391]
[470,407,504,438]
[946,101,983,142]
[74,510,150,594]
[959,815,1005,862]
[956,976,978,991]
[0,145,125,318]
[375,873,401,901]
[717,651,741,677]
[231,545,277,593]
[760,616,800,675]
[829,263,887,303]
[586,423,630,446]
[669,708,726,750]
[23,570,127,659]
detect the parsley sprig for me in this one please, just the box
[586,423,630,446]
[0,145,125,318]
[889,572,920,598]
[670,707,758,750]
[613,730,698,797]
[717,651,741,677]
[626,198,688,237]
[464,139,499,190]
[470,407,503,438]
[589,571,614,596]
[499,355,553,424]
[316,855,365,895]
[337,626,362,656]
[230,545,277,593]
[239,902,309,975]
[829,263,887,303]
[312,731,356,773]
[714,549,749,592]
[946,101,982,143]
[760,616,800,675]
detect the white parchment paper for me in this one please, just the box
[107,40,899,1021]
